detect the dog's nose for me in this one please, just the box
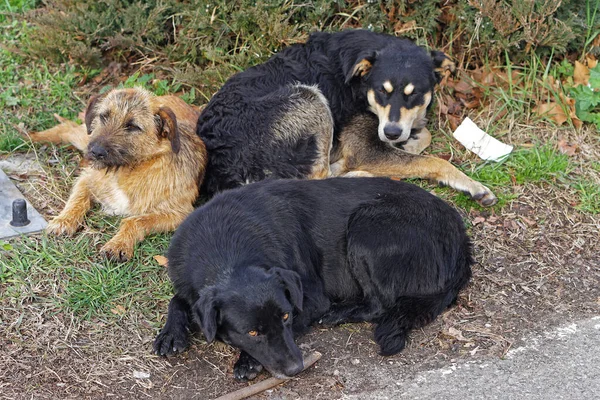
[383,124,403,140]
[88,143,108,160]
[283,361,304,377]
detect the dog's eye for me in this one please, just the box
[99,112,109,123]
[377,87,387,95]
[125,122,141,132]
[248,330,258,337]
[282,313,289,322]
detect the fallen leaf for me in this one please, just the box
[472,216,486,225]
[557,138,578,156]
[153,255,169,267]
[448,115,461,131]
[587,54,598,70]
[111,305,126,315]
[574,61,590,86]
[534,102,568,125]
[453,79,474,94]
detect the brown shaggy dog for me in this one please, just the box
[30,88,207,262]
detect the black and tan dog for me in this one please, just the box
[197,29,496,206]
[154,178,473,380]
[30,88,207,261]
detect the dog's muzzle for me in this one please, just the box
[88,143,109,161]
[379,122,411,143]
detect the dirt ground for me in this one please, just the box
[1,128,599,399]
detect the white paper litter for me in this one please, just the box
[453,117,513,162]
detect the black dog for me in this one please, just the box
[154,178,473,380]
[197,29,496,206]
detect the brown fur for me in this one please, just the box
[329,114,497,206]
[34,88,207,262]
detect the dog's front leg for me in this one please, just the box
[101,210,188,262]
[341,141,497,206]
[46,174,93,236]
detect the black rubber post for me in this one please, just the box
[10,199,30,227]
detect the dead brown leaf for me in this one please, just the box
[153,255,169,267]
[534,102,568,125]
[574,61,590,87]
[448,115,461,131]
[453,79,474,94]
[557,138,578,156]
[586,54,598,69]
[472,216,486,225]
[110,305,126,316]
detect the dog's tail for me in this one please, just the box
[374,241,473,357]
[27,114,89,152]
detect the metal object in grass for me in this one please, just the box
[0,169,47,239]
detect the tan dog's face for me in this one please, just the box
[346,46,455,145]
[366,85,431,144]
[85,88,180,169]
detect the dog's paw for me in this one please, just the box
[46,217,79,236]
[100,239,134,262]
[153,327,189,356]
[375,331,407,356]
[233,352,264,382]
[318,311,344,326]
[469,184,498,207]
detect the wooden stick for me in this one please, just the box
[213,351,322,400]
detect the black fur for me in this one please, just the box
[197,29,445,196]
[154,177,473,380]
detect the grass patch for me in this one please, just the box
[430,144,572,212]
[0,18,82,153]
[469,145,571,186]
[0,213,172,320]
[573,181,600,214]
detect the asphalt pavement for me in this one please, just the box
[343,316,600,400]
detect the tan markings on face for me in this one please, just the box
[439,57,456,72]
[398,91,432,133]
[367,89,391,121]
[367,89,393,142]
[383,81,394,93]
[404,83,415,96]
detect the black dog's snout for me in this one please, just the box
[88,143,108,160]
[283,361,304,377]
[383,125,403,140]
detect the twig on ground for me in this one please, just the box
[213,351,322,400]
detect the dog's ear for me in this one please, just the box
[192,287,219,343]
[84,94,104,135]
[156,106,181,154]
[270,268,303,311]
[344,51,377,84]
[430,51,456,83]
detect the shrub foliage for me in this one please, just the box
[18,0,599,99]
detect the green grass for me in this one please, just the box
[573,181,600,214]
[429,144,572,212]
[0,214,173,321]
[0,18,82,153]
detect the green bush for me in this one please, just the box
[13,0,598,101]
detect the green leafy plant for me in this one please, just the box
[570,64,600,128]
